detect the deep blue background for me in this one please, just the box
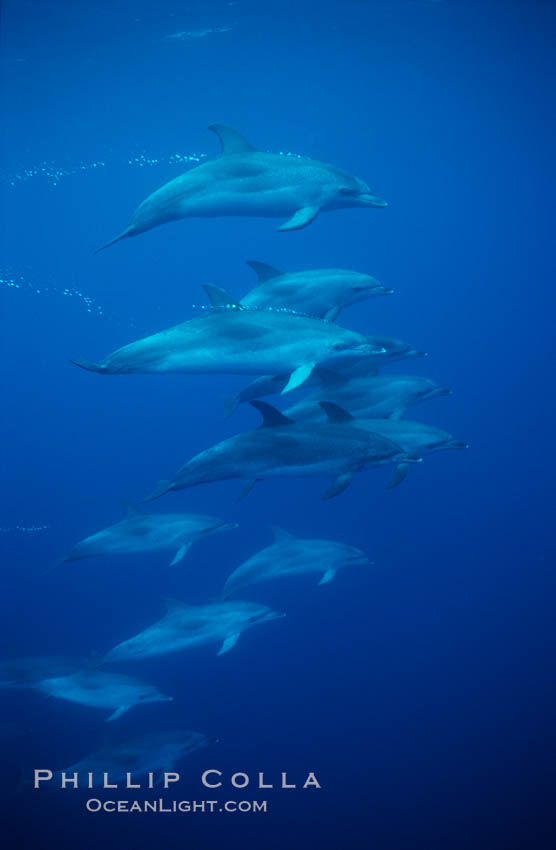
[1,1,555,848]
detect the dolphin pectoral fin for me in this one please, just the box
[237,479,258,502]
[318,569,336,585]
[217,633,241,656]
[321,472,355,499]
[387,463,410,489]
[169,543,192,567]
[208,124,256,154]
[323,306,341,322]
[203,284,241,309]
[278,206,321,232]
[281,362,315,394]
[106,706,128,722]
[246,260,283,283]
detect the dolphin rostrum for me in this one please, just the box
[71,295,381,394]
[143,400,419,502]
[240,260,392,319]
[96,124,387,251]
[52,502,237,571]
[103,598,285,662]
[223,526,372,596]
[35,670,173,722]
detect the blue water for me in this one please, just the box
[1,0,555,847]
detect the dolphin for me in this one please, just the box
[353,416,469,487]
[52,502,237,571]
[95,124,387,252]
[71,295,380,394]
[0,656,80,690]
[143,400,419,503]
[283,375,452,423]
[240,260,392,319]
[223,526,372,597]
[222,335,425,417]
[56,730,211,787]
[34,670,173,722]
[103,598,284,662]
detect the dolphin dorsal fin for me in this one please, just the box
[246,261,283,284]
[208,124,256,155]
[121,500,145,517]
[318,401,355,424]
[250,400,294,427]
[162,597,189,614]
[203,284,241,309]
[270,526,295,543]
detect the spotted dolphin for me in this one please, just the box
[96,125,387,252]
[240,261,392,319]
[103,598,284,662]
[283,374,452,423]
[35,670,173,722]
[51,502,237,571]
[71,294,381,394]
[344,414,469,487]
[223,526,372,596]
[143,400,418,502]
[52,730,211,788]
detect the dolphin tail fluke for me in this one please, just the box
[69,358,106,373]
[94,227,134,255]
[222,395,239,419]
[142,479,172,503]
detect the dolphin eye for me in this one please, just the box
[339,187,356,195]
[333,342,349,351]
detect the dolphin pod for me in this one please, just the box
[95,124,387,252]
[19,122,467,773]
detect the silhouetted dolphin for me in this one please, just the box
[52,502,237,571]
[55,730,211,787]
[143,400,418,502]
[104,598,284,662]
[223,526,371,596]
[71,294,380,394]
[241,260,392,319]
[96,125,387,252]
[222,335,426,417]
[35,670,173,722]
[283,375,451,422]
